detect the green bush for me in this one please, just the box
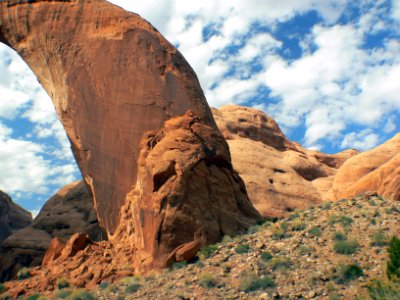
[235,244,250,254]
[332,232,347,241]
[65,290,95,300]
[57,277,70,289]
[199,272,216,288]
[322,202,333,210]
[17,267,30,280]
[272,228,286,240]
[125,283,141,293]
[291,220,307,231]
[26,294,41,300]
[370,230,388,247]
[367,279,400,300]
[56,289,72,299]
[387,236,400,280]
[198,244,218,260]
[328,215,353,228]
[260,251,273,262]
[172,261,187,270]
[288,212,300,220]
[333,263,363,284]
[308,226,321,237]
[239,274,275,292]
[334,240,359,255]
[0,284,5,293]
[269,257,292,271]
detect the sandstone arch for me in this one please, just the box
[0,0,260,270]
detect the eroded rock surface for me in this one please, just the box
[0,181,103,282]
[212,106,359,217]
[0,0,218,235]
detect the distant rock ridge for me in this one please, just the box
[0,190,32,246]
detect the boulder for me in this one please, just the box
[60,233,92,259]
[42,238,65,267]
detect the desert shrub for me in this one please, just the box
[370,230,388,247]
[56,289,72,299]
[65,289,95,300]
[288,212,300,220]
[328,294,342,300]
[172,261,187,270]
[328,215,354,228]
[334,240,359,255]
[119,276,140,284]
[332,232,347,241]
[272,228,286,240]
[322,202,333,210]
[199,272,216,288]
[0,284,5,293]
[26,294,41,300]
[369,199,377,206]
[239,274,275,292]
[280,222,289,231]
[221,235,232,243]
[57,277,70,289]
[367,279,400,300]
[297,245,311,255]
[17,267,30,280]
[291,220,307,231]
[387,236,400,280]
[308,226,321,237]
[125,283,141,293]
[247,224,263,234]
[235,244,250,254]
[198,244,218,260]
[333,263,363,284]
[370,218,377,225]
[269,257,292,271]
[260,251,273,262]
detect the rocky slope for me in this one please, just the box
[0,181,103,282]
[0,191,32,246]
[2,192,399,299]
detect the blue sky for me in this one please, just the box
[0,0,399,215]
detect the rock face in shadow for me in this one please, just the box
[0,191,32,246]
[0,181,103,282]
[0,0,218,235]
[212,106,359,217]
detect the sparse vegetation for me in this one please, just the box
[272,228,286,240]
[125,283,141,293]
[329,215,354,228]
[291,220,307,231]
[235,243,250,254]
[65,289,95,300]
[260,251,273,262]
[17,267,30,280]
[333,263,363,284]
[334,240,359,255]
[198,244,218,260]
[239,274,275,292]
[199,272,216,288]
[172,261,187,270]
[57,277,70,289]
[370,230,388,247]
[269,257,292,271]
[332,231,347,241]
[308,226,321,237]
[387,236,400,280]
[367,279,400,300]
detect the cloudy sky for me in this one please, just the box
[0,0,399,214]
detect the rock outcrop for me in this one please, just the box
[0,181,103,282]
[0,190,32,245]
[332,133,400,201]
[0,0,218,236]
[212,105,359,217]
[0,0,260,278]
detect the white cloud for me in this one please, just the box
[384,116,397,133]
[393,0,400,20]
[341,129,380,150]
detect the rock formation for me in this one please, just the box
[0,0,260,278]
[0,0,218,235]
[212,105,359,217]
[0,181,103,282]
[0,190,32,245]
[332,133,400,201]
